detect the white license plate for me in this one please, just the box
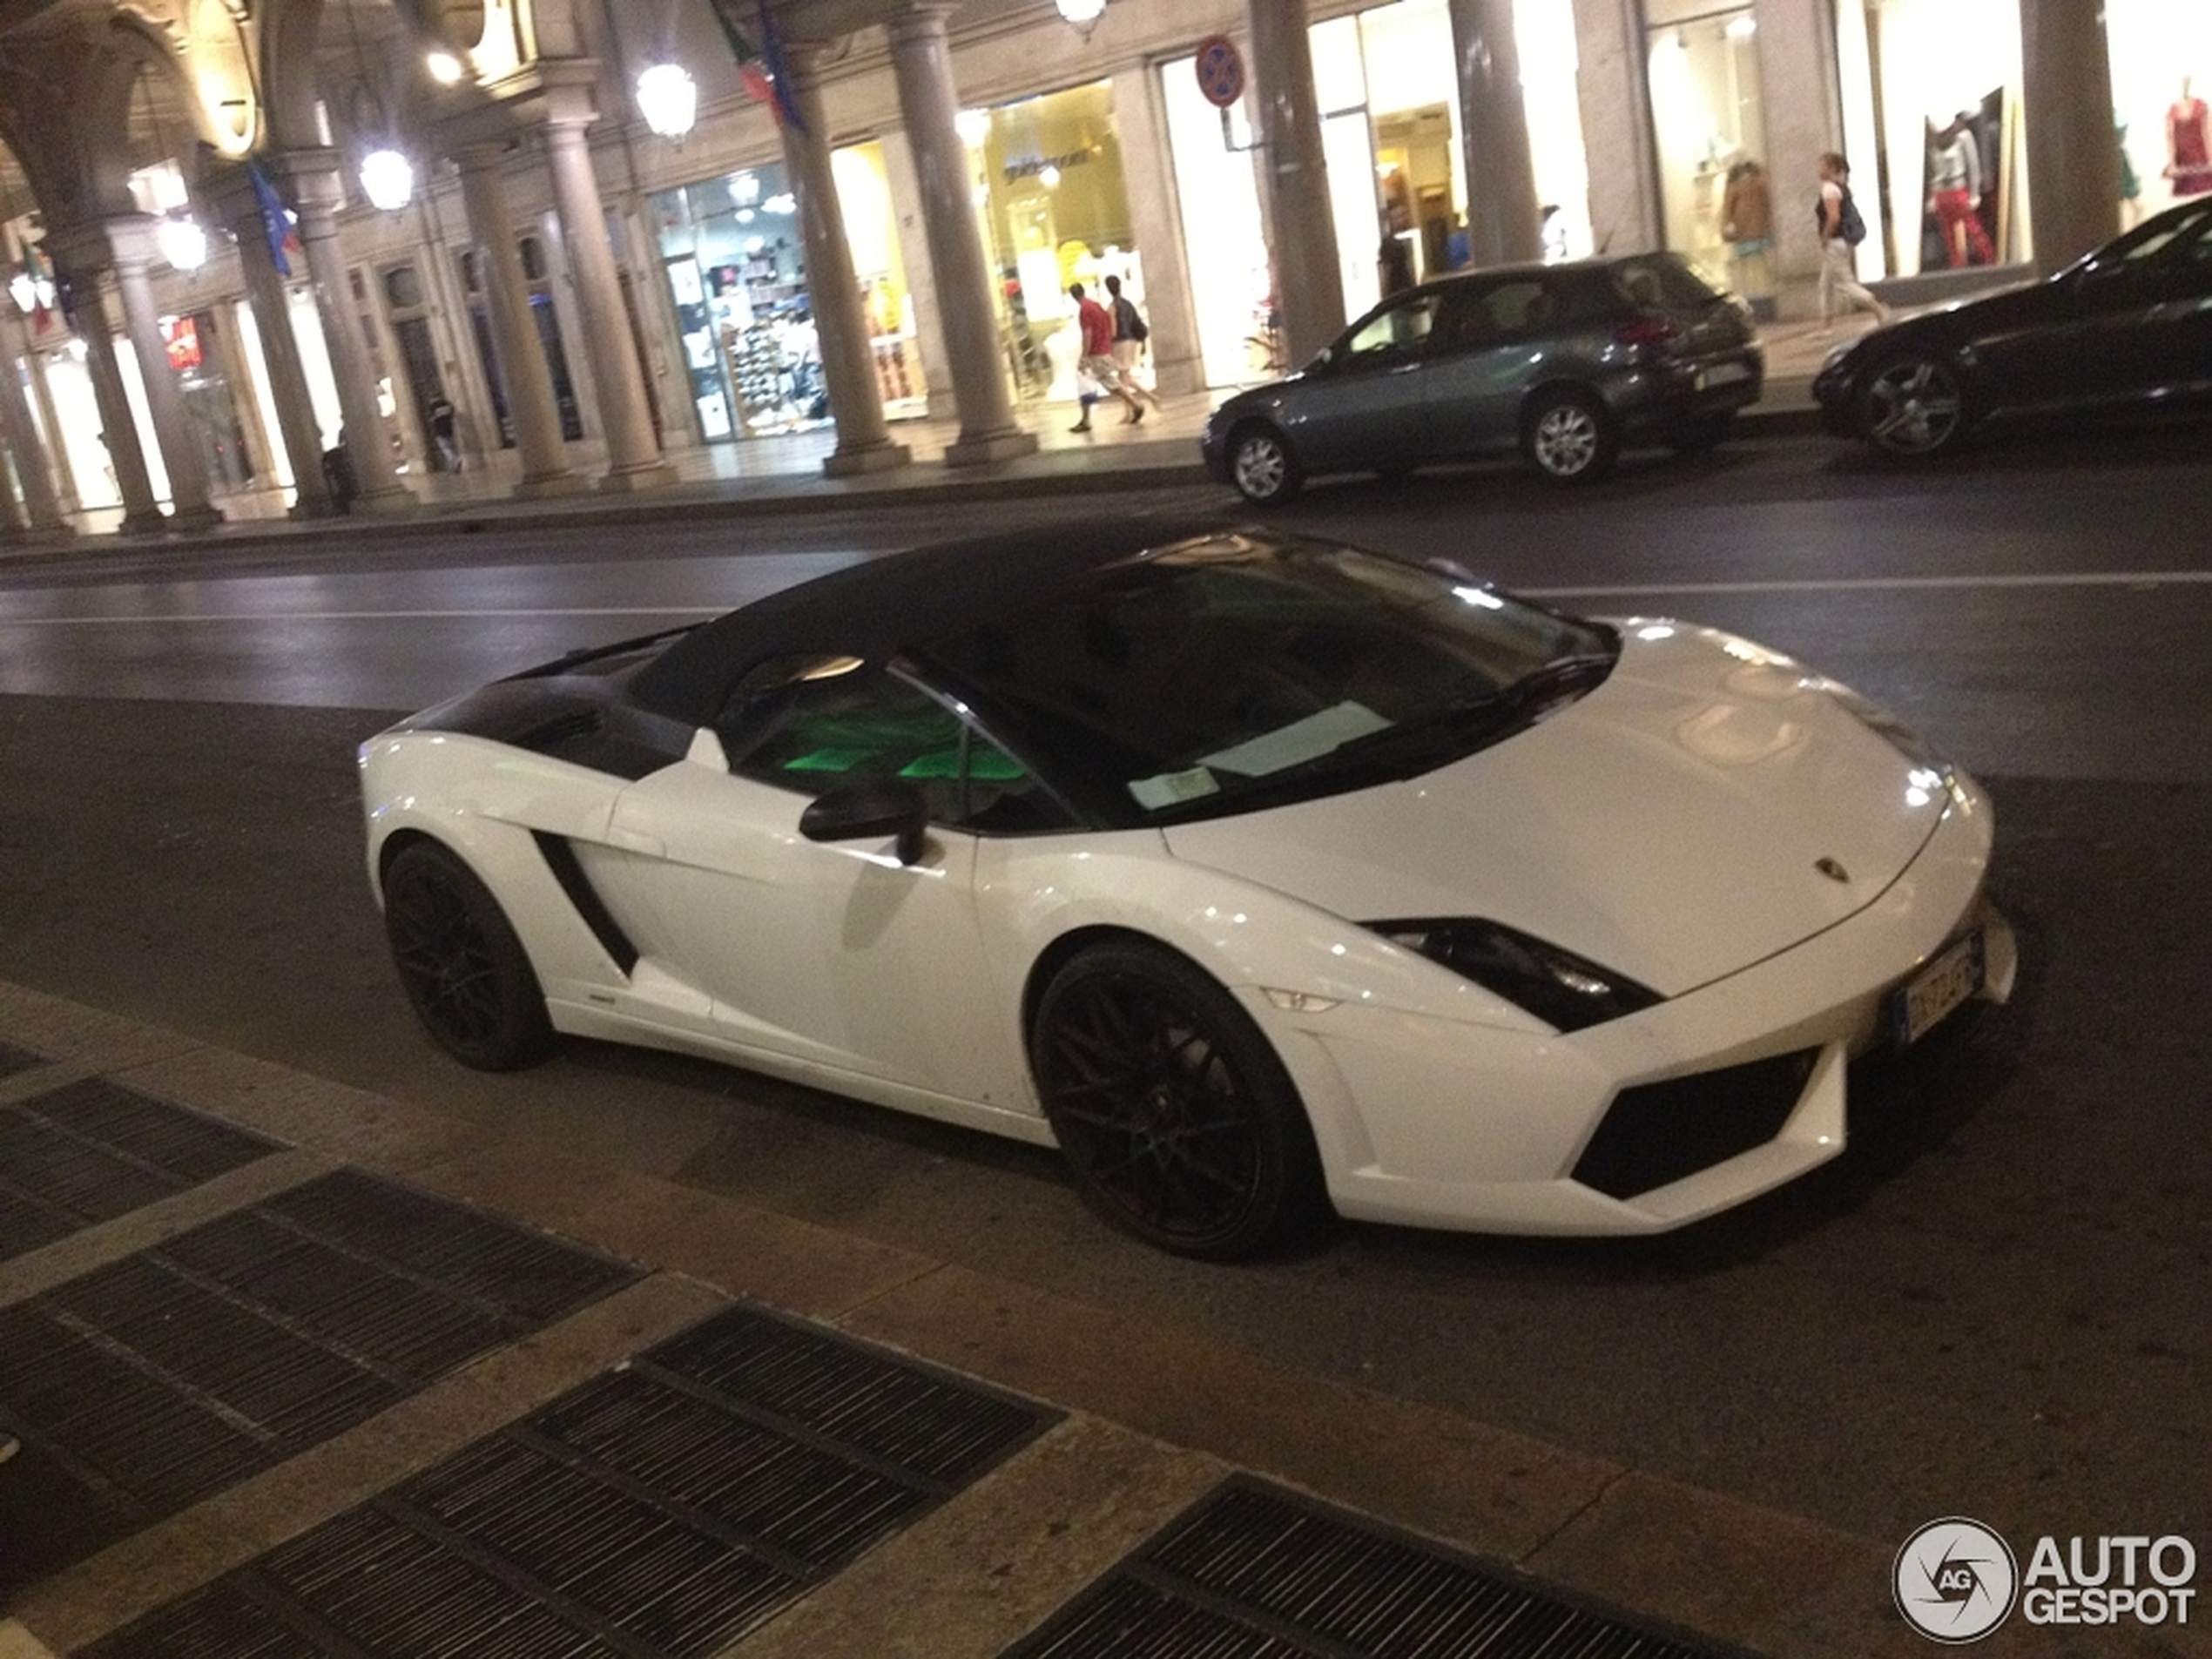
[1887,929,1986,1046]
[1698,361,1750,388]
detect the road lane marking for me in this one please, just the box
[1,570,2209,626]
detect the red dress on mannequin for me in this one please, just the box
[2171,96,2212,197]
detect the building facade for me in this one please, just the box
[0,0,2174,534]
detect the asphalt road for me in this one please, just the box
[0,428,2205,1570]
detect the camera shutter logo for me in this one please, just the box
[1896,1517,2020,1642]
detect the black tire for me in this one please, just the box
[1228,422,1303,505]
[1522,386,1618,484]
[381,840,554,1071]
[1858,355,1969,459]
[1666,411,1736,457]
[1029,941,1326,1259]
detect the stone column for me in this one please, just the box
[213,173,337,516]
[454,141,587,497]
[885,2,1036,467]
[0,316,72,538]
[876,130,954,421]
[107,219,222,530]
[1570,0,1661,258]
[2020,0,2121,271]
[779,44,910,477]
[284,158,415,513]
[541,105,680,490]
[1109,64,1204,398]
[1450,0,1543,266]
[43,240,164,534]
[1753,0,1841,305]
[1247,0,1345,365]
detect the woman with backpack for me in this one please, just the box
[1816,152,1890,334]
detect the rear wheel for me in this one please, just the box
[1228,422,1303,505]
[382,840,553,1071]
[1858,355,1968,458]
[1030,941,1325,1258]
[1522,387,1618,484]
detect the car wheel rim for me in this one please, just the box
[1233,435,1285,500]
[1865,361,1963,453]
[1038,975,1263,1245]
[388,870,506,1049]
[1534,406,1598,475]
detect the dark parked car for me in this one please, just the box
[1200,253,1764,502]
[1813,197,2212,459]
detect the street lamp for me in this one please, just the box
[359,147,415,212]
[637,63,698,140]
[1056,0,1106,26]
[157,213,208,272]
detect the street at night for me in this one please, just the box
[2,426,2206,1655]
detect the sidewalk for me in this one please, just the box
[0,976,1970,1659]
[1,320,1860,559]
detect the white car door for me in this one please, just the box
[593,661,1024,1110]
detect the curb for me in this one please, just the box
[1,401,1834,568]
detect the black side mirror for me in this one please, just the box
[799,778,929,866]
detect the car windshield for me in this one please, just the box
[915,534,1616,828]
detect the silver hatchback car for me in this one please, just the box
[1201,253,1763,502]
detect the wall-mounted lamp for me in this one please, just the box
[637,63,698,139]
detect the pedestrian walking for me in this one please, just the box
[1106,276,1158,387]
[1067,282,1146,430]
[1814,152,1889,334]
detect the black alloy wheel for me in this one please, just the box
[1030,941,1325,1258]
[382,840,554,1070]
[1228,421,1304,505]
[1522,386,1619,483]
[1859,355,1968,457]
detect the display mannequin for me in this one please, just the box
[2168,78,2211,197]
[1928,115,1995,266]
[1721,158,1774,300]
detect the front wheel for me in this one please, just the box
[381,840,553,1071]
[1858,356,1968,458]
[1522,387,1618,484]
[1228,422,1304,505]
[1030,941,1326,1258]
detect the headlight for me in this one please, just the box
[1366,918,1661,1032]
[1817,678,1941,768]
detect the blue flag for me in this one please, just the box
[246,158,293,277]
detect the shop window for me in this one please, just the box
[1644,0,1768,293]
[1833,0,2027,279]
[2103,3,2212,228]
[649,143,921,443]
[963,81,1147,407]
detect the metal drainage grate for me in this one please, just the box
[0,1168,640,1598]
[1004,1477,1761,1659]
[86,1303,1060,1658]
[0,1040,44,1080]
[0,1078,283,1263]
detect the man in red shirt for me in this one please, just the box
[1068,281,1153,430]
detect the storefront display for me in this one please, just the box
[2107,4,2212,226]
[655,144,921,444]
[1645,0,1769,293]
[962,81,1144,407]
[1832,0,2027,278]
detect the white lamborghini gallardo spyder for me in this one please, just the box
[361,524,2015,1258]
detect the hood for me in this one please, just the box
[1161,626,1952,996]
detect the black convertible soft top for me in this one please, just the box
[625,516,1235,727]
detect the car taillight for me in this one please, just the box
[1612,317,1680,348]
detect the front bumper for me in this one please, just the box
[1253,776,2010,1236]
